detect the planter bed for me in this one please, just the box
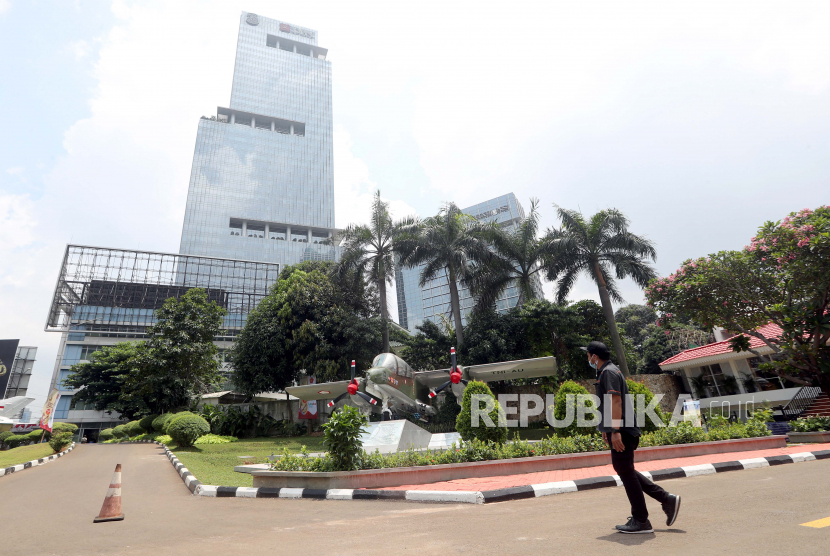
[788,431,830,443]
[251,435,786,490]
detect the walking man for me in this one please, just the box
[583,341,682,534]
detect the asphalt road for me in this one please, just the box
[1,443,829,556]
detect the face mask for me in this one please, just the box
[589,357,598,370]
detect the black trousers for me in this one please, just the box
[610,431,671,522]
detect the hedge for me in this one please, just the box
[151,413,170,432]
[0,431,13,447]
[52,423,78,435]
[49,432,73,453]
[112,424,129,438]
[167,414,210,447]
[126,420,146,437]
[163,411,195,434]
[551,380,596,437]
[456,380,507,444]
[4,435,30,449]
[99,428,115,441]
[139,414,158,433]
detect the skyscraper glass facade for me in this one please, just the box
[179,12,337,265]
[395,193,544,332]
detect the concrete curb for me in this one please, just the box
[0,443,76,479]
[154,441,830,505]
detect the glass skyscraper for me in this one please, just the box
[395,193,544,333]
[179,12,337,265]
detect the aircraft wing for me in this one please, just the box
[466,356,558,382]
[285,381,350,401]
[414,369,456,388]
[0,397,35,418]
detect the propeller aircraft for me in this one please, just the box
[285,348,557,421]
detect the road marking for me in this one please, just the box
[801,516,830,528]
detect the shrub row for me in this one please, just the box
[272,414,772,473]
[790,415,830,433]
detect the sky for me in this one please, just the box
[2,0,829,417]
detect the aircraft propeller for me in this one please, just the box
[326,360,379,408]
[428,347,467,399]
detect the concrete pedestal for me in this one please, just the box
[360,420,433,454]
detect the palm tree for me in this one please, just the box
[467,198,552,312]
[396,202,491,347]
[335,191,416,352]
[544,206,657,377]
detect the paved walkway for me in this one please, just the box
[377,442,830,491]
[1,443,829,555]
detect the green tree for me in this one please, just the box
[614,304,657,348]
[646,205,830,392]
[129,288,226,412]
[455,380,507,443]
[544,207,658,377]
[520,299,593,379]
[396,202,491,347]
[231,268,383,396]
[398,320,453,371]
[336,191,417,352]
[467,198,551,311]
[64,342,151,420]
[459,308,532,366]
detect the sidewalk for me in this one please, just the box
[375,442,830,492]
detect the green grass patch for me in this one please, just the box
[169,436,327,487]
[0,443,56,468]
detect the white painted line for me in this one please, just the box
[682,463,716,477]
[405,490,484,504]
[790,452,816,463]
[236,487,259,498]
[13,465,23,473]
[533,481,578,497]
[279,488,304,499]
[612,474,623,486]
[326,489,355,500]
[640,471,653,481]
[0,469,5,477]
[179,467,189,477]
[184,475,196,488]
[739,458,770,469]
[196,485,217,497]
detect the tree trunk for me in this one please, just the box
[593,263,631,377]
[447,267,465,347]
[379,277,390,352]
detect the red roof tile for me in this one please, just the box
[658,323,782,367]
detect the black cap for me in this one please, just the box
[581,341,611,360]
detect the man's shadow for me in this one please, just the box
[597,529,686,545]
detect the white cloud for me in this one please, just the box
[5,167,24,176]
[67,39,91,60]
[0,0,10,17]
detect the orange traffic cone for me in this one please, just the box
[93,464,125,523]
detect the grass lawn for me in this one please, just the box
[0,443,56,468]
[170,436,327,487]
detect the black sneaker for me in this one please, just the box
[616,517,654,534]
[662,494,681,526]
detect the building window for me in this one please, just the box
[55,396,72,419]
[58,370,75,391]
[229,222,242,236]
[269,228,286,240]
[247,224,265,238]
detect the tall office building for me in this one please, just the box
[180,12,337,265]
[395,193,544,333]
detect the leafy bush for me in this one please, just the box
[112,425,129,438]
[0,431,13,447]
[155,434,173,445]
[456,380,507,444]
[134,432,160,441]
[626,379,666,432]
[153,413,174,432]
[99,428,115,441]
[791,416,830,432]
[194,434,238,445]
[551,380,597,438]
[323,405,368,471]
[745,409,773,437]
[26,430,45,443]
[163,411,195,434]
[139,415,158,433]
[49,432,73,453]
[4,435,30,449]
[52,422,78,435]
[640,421,708,446]
[167,414,210,447]
[198,405,278,438]
[433,394,461,429]
[126,420,146,437]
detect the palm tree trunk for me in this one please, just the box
[378,277,390,352]
[593,263,631,377]
[447,267,465,347]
